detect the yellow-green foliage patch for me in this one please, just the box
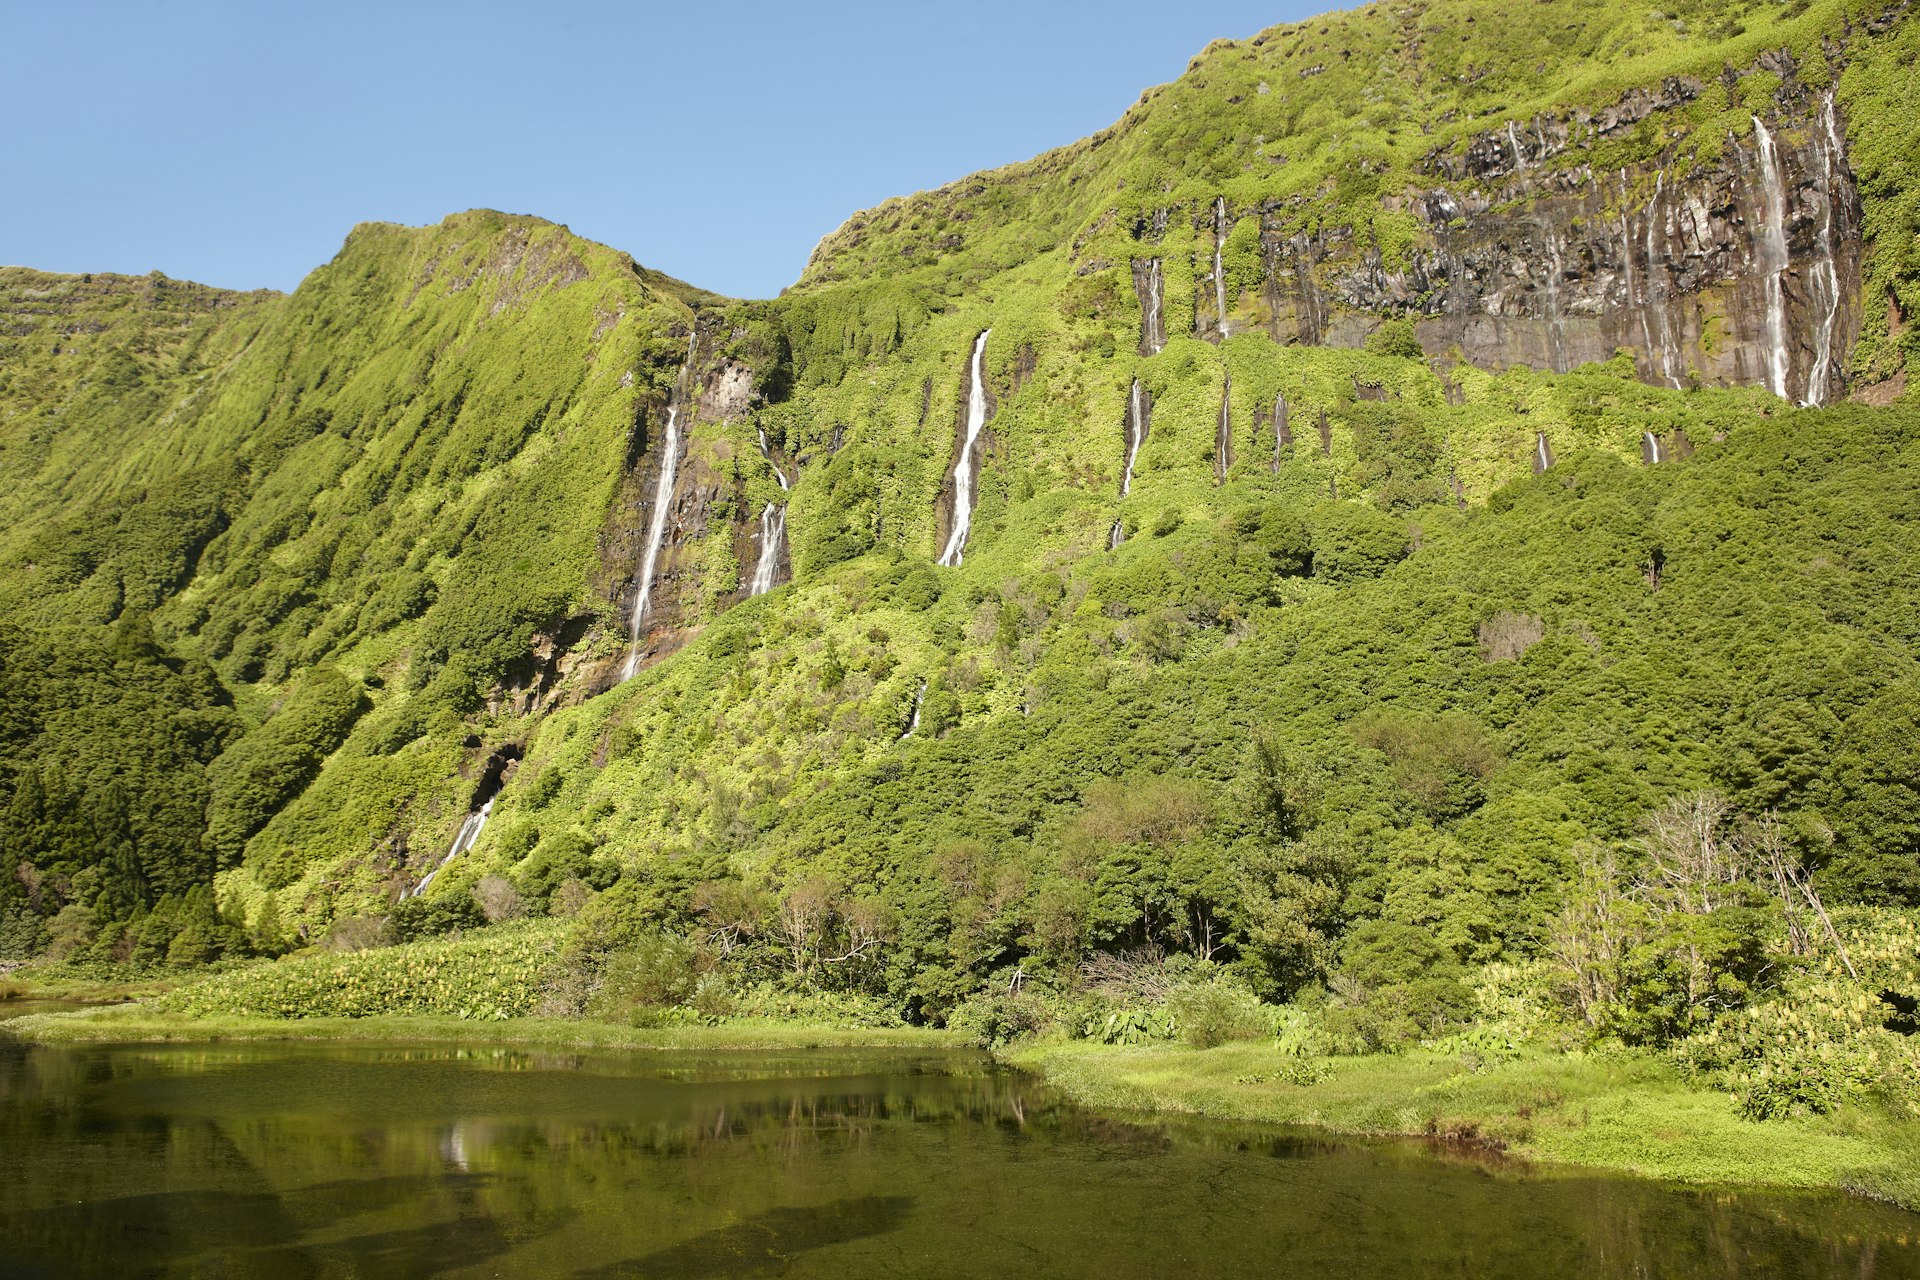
[156,921,566,1020]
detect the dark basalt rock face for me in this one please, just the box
[1248,64,1862,404]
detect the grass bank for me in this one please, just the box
[1,1003,964,1053]
[1003,1040,1920,1211]
[0,973,172,1004]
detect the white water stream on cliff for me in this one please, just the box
[749,434,792,597]
[1752,116,1793,401]
[937,330,991,568]
[749,504,786,598]
[1215,377,1232,483]
[900,679,927,738]
[1643,431,1664,465]
[1540,218,1568,373]
[1641,174,1684,389]
[1212,198,1231,338]
[407,796,494,900]
[1144,258,1165,354]
[1805,93,1845,407]
[620,403,681,680]
[1272,392,1290,471]
[1122,379,1145,497]
[621,339,696,681]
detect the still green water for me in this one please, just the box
[0,1036,1913,1278]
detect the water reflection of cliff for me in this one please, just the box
[1,1040,1913,1279]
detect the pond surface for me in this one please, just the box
[0,1035,1914,1278]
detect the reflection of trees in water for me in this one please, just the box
[3,1042,1917,1279]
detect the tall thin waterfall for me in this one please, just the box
[1215,376,1233,483]
[748,434,791,597]
[1121,379,1147,497]
[1144,258,1166,355]
[1272,392,1290,472]
[1619,201,1638,328]
[900,679,927,738]
[749,504,787,597]
[937,330,992,568]
[1752,117,1793,401]
[1108,519,1125,551]
[1618,179,1651,381]
[1642,431,1664,465]
[621,339,695,681]
[1805,93,1845,407]
[1539,217,1568,373]
[407,796,494,900]
[1506,121,1528,172]
[1640,174,1684,389]
[1211,198,1232,339]
[1533,433,1554,474]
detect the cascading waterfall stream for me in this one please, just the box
[621,335,696,681]
[1805,92,1845,407]
[620,404,680,680]
[749,432,792,597]
[1534,433,1555,474]
[1215,377,1233,483]
[1639,174,1684,389]
[937,330,992,568]
[1121,379,1146,497]
[1144,258,1165,355]
[1272,392,1290,472]
[407,796,494,900]
[1506,121,1528,172]
[749,504,787,598]
[1539,217,1568,373]
[1211,198,1232,338]
[1752,116,1793,401]
[1618,176,1653,382]
[1643,431,1664,465]
[899,679,927,739]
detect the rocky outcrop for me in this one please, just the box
[1247,65,1862,404]
[696,358,758,421]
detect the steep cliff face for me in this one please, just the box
[796,0,1913,411]
[1238,65,1863,404]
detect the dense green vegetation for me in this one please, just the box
[3,0,1920,1192]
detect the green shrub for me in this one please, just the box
[1168,980,1272,1048]
[1364,319,1424,360]
[948,988,1057,1047]
[586,932,702,1022]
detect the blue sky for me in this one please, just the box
[2,1,1325,298]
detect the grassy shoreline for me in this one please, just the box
[1002,1040,1920,1210]
[8,1003,1917,1210]
[1,1004,963,1053]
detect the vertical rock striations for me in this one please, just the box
[1248,70,1863,403]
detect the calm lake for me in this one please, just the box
[0,1033,1914,1278]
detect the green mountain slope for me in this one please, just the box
[1,0,1917,1101]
